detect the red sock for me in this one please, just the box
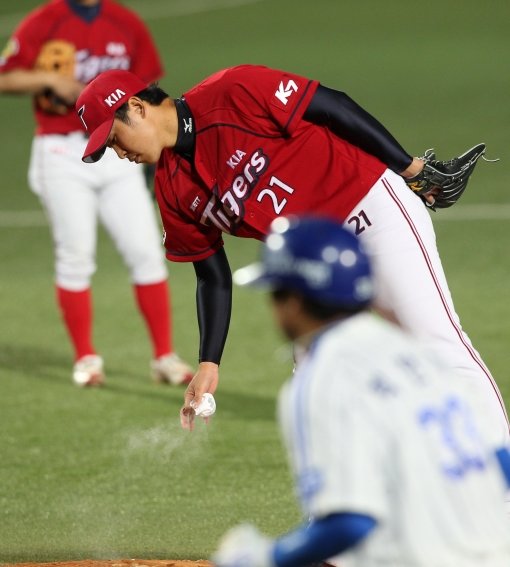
[56,286,96,361]
[134,280,172,359]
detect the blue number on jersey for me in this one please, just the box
[418,396,486,479]
[495,447,510,488]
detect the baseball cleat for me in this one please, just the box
[72,354,105,387]
[150,353,194,385]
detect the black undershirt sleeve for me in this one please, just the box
[193,248,232,364]
[303,84,413,174]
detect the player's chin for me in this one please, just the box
[134,154,156,165]
[142,150,162,165]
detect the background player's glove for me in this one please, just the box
[212,523,275,567]
[405,143,486,210]
[34,39,76,114]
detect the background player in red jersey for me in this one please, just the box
[75,66,509,445]
[0,0,193,387]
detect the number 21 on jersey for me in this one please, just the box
[257,176,294,214]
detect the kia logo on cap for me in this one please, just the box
[104,88,127,107]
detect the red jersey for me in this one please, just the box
[155,65,386,262]
[0,0,163,135]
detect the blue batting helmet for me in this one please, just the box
[233,216,374,309]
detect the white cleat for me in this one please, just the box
[151,353,194,385]
[72,354,105,387]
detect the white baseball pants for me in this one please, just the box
[28,132,167,290]
[345,169,509,447]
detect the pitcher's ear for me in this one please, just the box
[128,96,145,116]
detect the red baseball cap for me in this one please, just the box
[76,69,148,163]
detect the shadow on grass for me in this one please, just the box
[0,342,276,420]
[0,342,180,405]
[0,342,70,381]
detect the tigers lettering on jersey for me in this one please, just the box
[197,148,268,234]
[200,194,239,233]
[198,147,298,235]
[220,148,269,218]
[75,49,130,83]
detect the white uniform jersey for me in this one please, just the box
[278,313,510,567]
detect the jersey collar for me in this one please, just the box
[174,97,195,163]
[66,0,102,23]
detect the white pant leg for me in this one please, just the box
[28,134,99,290]
[96,149,167,285]
[28,134,167,288]
[345,169,509,446]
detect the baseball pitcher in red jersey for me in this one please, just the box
[0,0,193,386]
[76,65,509,444]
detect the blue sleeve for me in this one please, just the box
[272,513,376,567]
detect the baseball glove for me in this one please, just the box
[405,143,487,210]
[34,39,76,114]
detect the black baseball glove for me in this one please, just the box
[405,143,487,210]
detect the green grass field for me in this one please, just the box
[1,0,509,563]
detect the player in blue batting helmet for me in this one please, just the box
[219,215,510,567]
[233,215,374,312]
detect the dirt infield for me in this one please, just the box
[5,560,212,567]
